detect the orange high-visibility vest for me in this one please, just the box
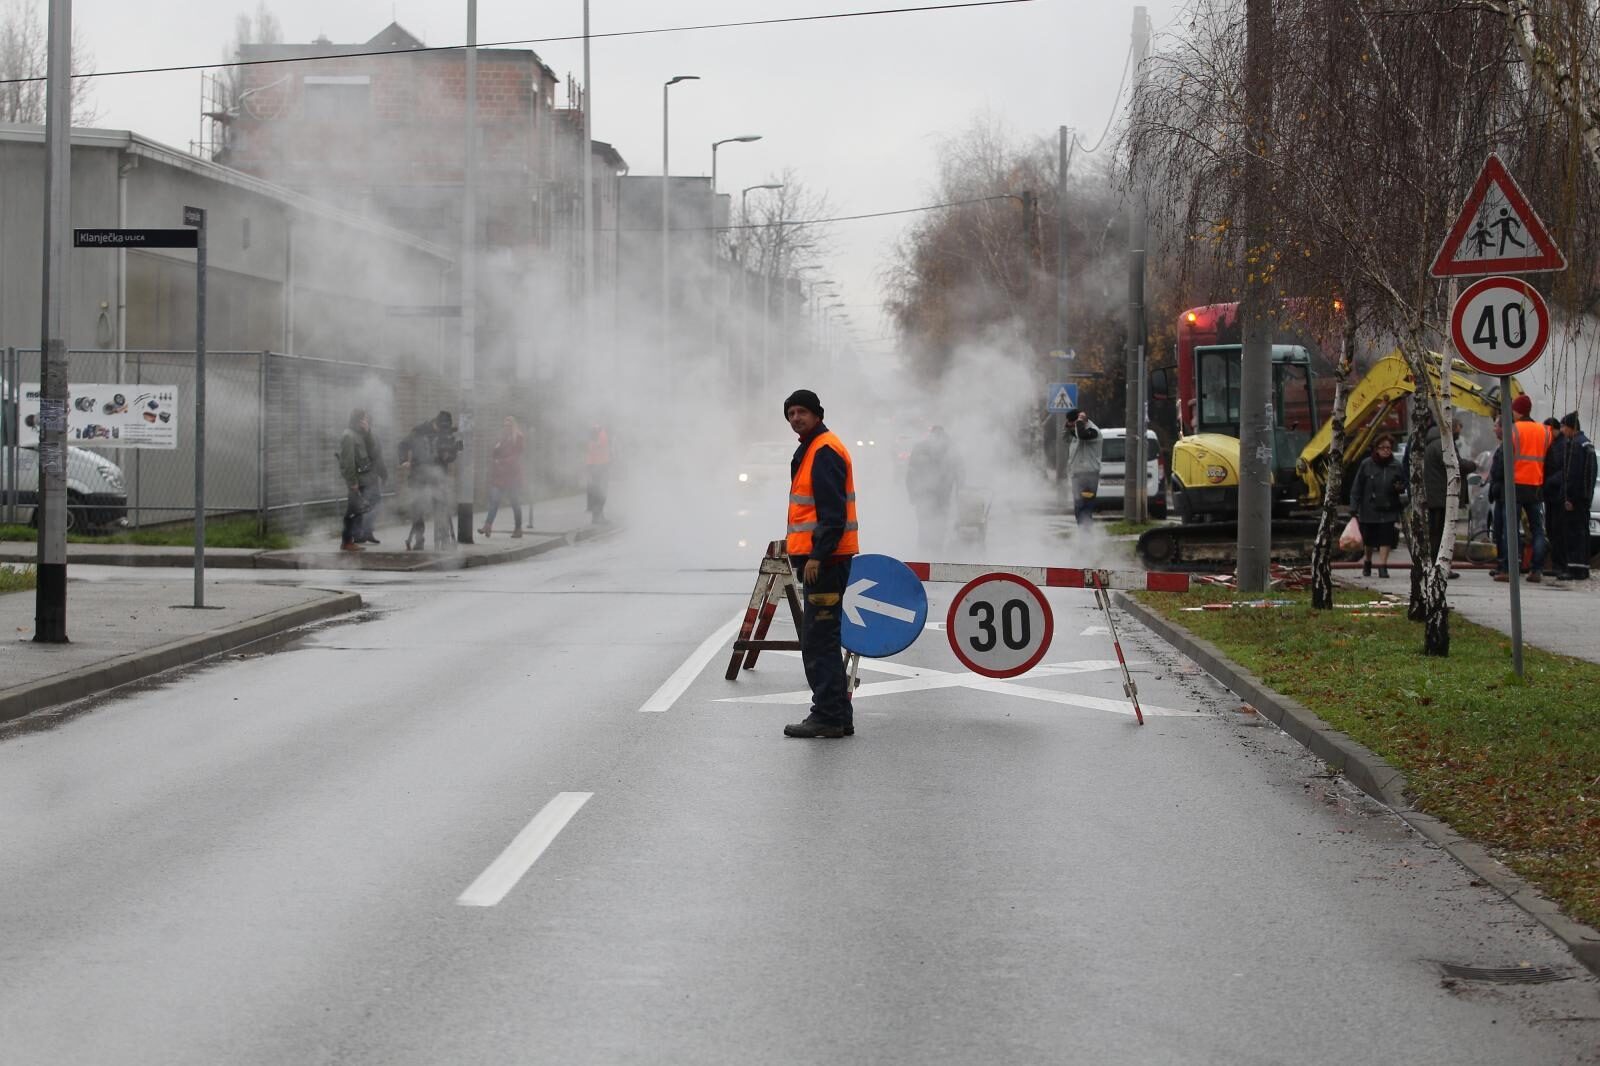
[586,428,610,466]
[786,431,859,557]
[1512,419,1551,487]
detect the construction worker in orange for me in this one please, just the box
[585,424,611,525]
[781,389,860,740]
[1495,393,1552,582]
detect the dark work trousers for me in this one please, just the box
[795,557,853,724]
[1546,495,1568,575]
[1072,476,1097,528]
[1561,504,1591,578]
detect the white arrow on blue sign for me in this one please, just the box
[1046,383,1079,413]
[841,554,928,658]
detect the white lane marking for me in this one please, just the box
[457,792,593,907]
[1080,625,1110,636]
[713,655,1193,718]
[638,612,744,713]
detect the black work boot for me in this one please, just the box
[784,712,852,739]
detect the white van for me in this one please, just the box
[2,384,129,530]
[1096,427,1166,518]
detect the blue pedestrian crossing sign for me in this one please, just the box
[840,554,928,658]
[1046,383,1079,413]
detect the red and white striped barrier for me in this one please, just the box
[904,561,1189,594]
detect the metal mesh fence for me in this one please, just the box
[2,347,566,532]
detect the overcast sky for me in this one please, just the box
[66,0,1178,356]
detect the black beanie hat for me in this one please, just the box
[783,389,824,419]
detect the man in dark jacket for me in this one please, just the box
[398,411,459,551]
[1543,417,1569,575]
[1423,418,1476,577]
[1554,412,1596,580]
[782,389,859,740]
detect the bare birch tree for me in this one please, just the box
[0,0,94,125]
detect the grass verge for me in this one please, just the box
[0,564,36,594]
[1103,519,1166,536]
[1134,586,1600,929]
[0,515,292,550]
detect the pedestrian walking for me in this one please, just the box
[398,411,460,551]
[355,415,387,544]
[1349,434,1406,578]
[1064,406,1102,528]
[905,425,961,551]
[781,388,860,740]
[337,408,374,552]
[585,424,611,524]
[1423,417,1475,578]
[1554,412,1596,581]
[1495,394,1552,582]
[480,415,526,538]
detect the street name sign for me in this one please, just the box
[73,229,199,248]
[947,572,1054,679]
[1430,154,1566,278]
[1046,383,1079,413]
[1450,276,1550,376]
[841,554,928,658]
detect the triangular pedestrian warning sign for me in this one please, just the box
[1430,154,1566,278]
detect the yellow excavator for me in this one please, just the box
[1137,348,1523,569]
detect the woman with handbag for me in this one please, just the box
[1348,434,1406,578]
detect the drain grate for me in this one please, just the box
[1439,962,1568,984]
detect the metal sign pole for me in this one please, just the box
[1499,375,1523,677]
[186,206,207,608]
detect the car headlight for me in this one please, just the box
[738,472,749,482]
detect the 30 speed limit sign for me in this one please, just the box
[1450,275,1550,376]
[947,572,1054,678]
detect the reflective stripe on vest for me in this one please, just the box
[786,431,860,557]
[1513,420,1552,487]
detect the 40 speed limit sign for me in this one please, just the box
[947,572,1054,678]
[1450,276,1550,376]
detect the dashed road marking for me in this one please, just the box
[457,792,593,907]
[637,612,744,713]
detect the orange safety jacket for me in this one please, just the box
[786,431,859,558]
[1512,419,1552,487]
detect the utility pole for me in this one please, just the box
[581,0,595,383]
[1055,126,1071,481]
[1124,7,1151,523]
[35,0,71,643]
[457,0,478,545]
[1020,190,1039,303]
[1236,0,1276,591]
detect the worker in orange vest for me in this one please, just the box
[1494,393,1552,582]
[782,389,860,739]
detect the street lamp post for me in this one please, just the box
[661,75,698,382]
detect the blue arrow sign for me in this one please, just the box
[840,554,928,658]
[1046,383,1079,413]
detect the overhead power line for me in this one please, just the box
[1073,37,1134,155]
[713,194,1019,232]
[0,1,1039,86]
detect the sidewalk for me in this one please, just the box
[0,496,609,723]
[0,495,610,573]
[0,580,362,725]
[1338,546,1600,665]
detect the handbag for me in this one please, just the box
[1338,515,1363,552]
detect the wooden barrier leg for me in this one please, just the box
[726,569,775,680]
[743,594,780,670]
[1093,574,1144,725]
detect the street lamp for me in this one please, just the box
[711,134,762,201]
[740,183,784,401]
[662,75,698,378]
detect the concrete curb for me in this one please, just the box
[1113,590,1600,979]
[0,591,363,726]
[0,523,615,573]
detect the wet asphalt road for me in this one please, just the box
[3,516,1599,1065]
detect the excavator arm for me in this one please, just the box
[1295,349,1522,507]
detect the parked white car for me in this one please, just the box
[1095,428,1166,518]
[2,444,128,531]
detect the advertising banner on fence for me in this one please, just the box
[20,383,179,449]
